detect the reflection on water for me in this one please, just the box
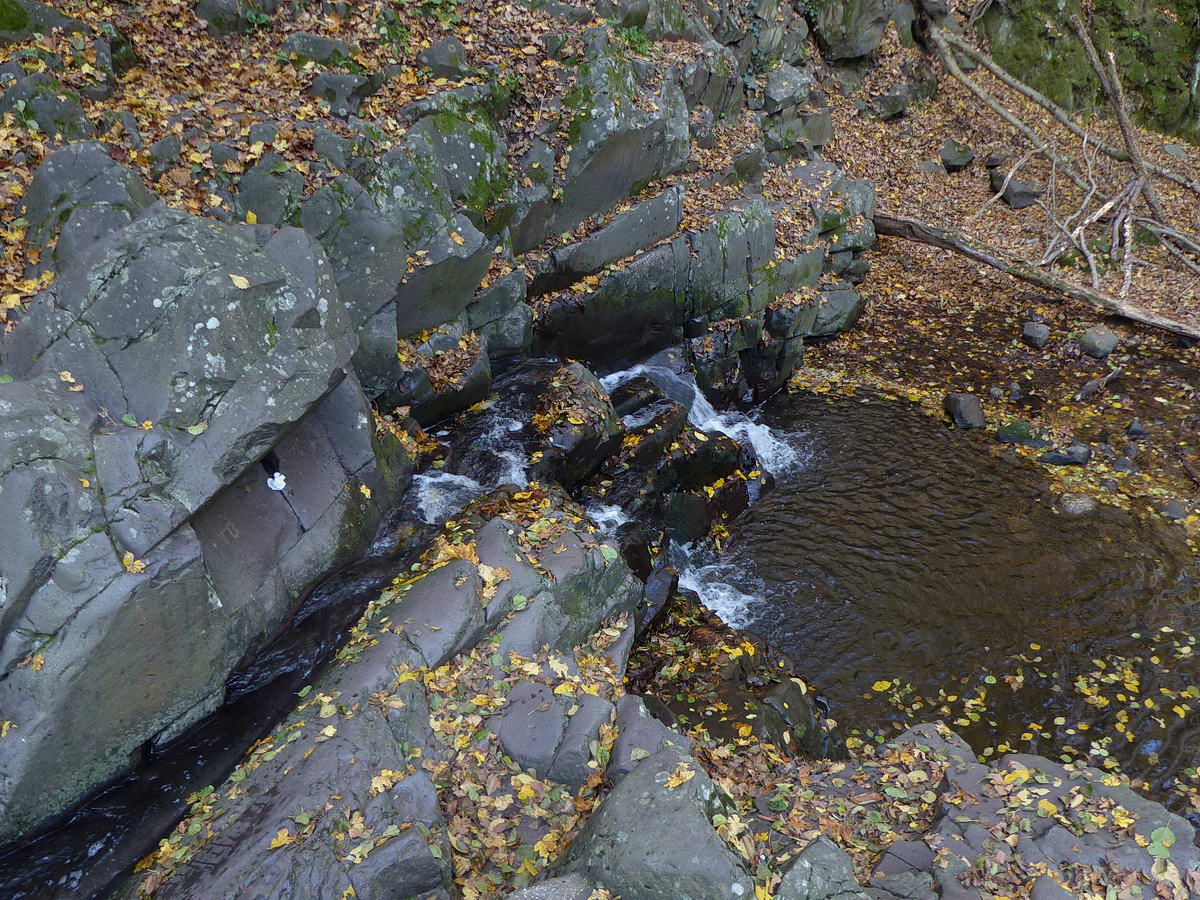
[691,393,1200,817]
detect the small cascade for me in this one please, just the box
[586,502,631,535]
[601,360,809,630]
[412,471,486,524]
[601,364,801,475]
[673,542,764,630]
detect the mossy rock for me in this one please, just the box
[979,0,1200,144]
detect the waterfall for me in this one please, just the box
[600,364,800,475]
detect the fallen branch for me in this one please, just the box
[1069,15,1167,222]
[872,211,1200,339]
[929,29,1088,191]
[939,30,1200,197]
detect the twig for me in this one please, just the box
[929,29,1089,191]
[939,30,1200,197]
[1069,14,1167,222]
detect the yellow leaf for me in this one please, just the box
[268,828,295,849]
[449,231,465,246]
[79,477,90,488]
[229,274,250,290]
[122,552,147,575]
[321,724,337,737]
[58,370,76,384]
[246,210,258,224]
[359,484,372,499]
[1037,799,1058,817]
[871,680,893,692]
[664,762,696,788]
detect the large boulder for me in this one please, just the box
[556,745,754,899]
[0,171,412,841]
[810,0,892,59]
[0,0,87,44]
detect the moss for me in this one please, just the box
[979,0,1200,144]
[0,0,30,33]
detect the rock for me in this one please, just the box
[939,138,975,172]
[556,746,754,899]
[194,0,279,34]
[493,681,614,787]
[0,72,93,141]
[149,501,641,898]
[0,0,88,43]
[989,167,1041,209]
[20,140,152,264]
[309,72,375,118]
[279,31,355,66]
[1126,418,1150,439]
[777,836,870,900]
[511,37,689,251]
[1021,321,1050,349]
[810,0,891,59]
[536,238,691,368]
[1039,442,1092,466]
[417,35,471,78]
[1056,492,1099,515]
[810,286,866,338]
[609,695,692,783]
[530,187,684,296]
[0,202,411,842]
[943,392,985,429]
[509,875,597,900]
[764,63,815,115]
[146,133,181,179]
[235,154,304,225]
[1076,324,1119,359]
[996,420,1051,447]
[395,214,493,337]
[1157,498,1188,520]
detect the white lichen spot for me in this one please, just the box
[206,317,220,330]
[267,472,287,491]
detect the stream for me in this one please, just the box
[3,376,1198,897]
[677,391,1200,821]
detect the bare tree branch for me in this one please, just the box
[873,212,1200,338]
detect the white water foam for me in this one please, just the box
[675,545,762,630]
[601,364,800,475]
[412,471,486,524]
[587,503,631,535]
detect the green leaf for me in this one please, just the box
[186,422,208,435]
[0,375,12,384]
[511,594,528,611]
[1150,826,1176,848]
[599,545,619,563]
[121,413,138,427]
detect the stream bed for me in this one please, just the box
[682,392,1200,821]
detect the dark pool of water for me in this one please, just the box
[690,393,1200,816]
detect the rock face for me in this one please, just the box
[0,150,411,843]
[142,496,644,899]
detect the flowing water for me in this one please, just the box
[679,391,1200,819]
[4,375,1199,897]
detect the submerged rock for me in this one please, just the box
[943,392,985,429]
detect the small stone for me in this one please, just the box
[1039,442,1092,466]
[1126,418,1150,439]
[1076,325,1119,359]
[417,36,471,79]
[918,159,945,175]
[1113,456,1139,475]
[1157,498,1188,520]
[939,138,975,172]
[1057,493,1098,515]
[1021,321,1050,349]
[990,167,1041,209]
[943,392,985,429]
[996,420,1051,448]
